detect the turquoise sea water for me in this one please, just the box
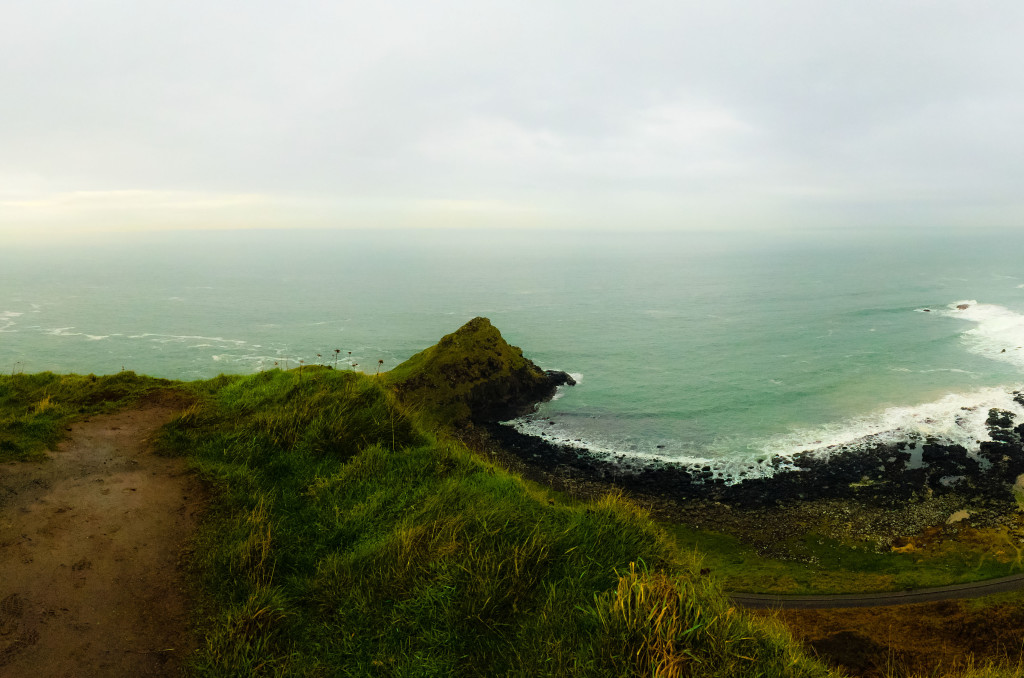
[3,227,1024,477]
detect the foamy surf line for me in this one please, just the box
[550,372,583,400]
[930,300,1024,369]
[757,385,1024,459]
[508,385,1024,483]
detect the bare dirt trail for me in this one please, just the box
[728,572,1024,609]
[0,395,202,677]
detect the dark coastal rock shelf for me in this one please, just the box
[485,402,1024,510]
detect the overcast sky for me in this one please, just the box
[3,0,1024,238]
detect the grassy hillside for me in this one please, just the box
[155,367,834,677]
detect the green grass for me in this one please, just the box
[668,525,1024,595]
[156,368,836,677]
[0,371,174,462]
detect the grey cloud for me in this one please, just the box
[3,0,1024,230]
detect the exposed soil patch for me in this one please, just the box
[0,393,201,677]
[770,598,1024,676]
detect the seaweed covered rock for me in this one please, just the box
[385,317,573,424]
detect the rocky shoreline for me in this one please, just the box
[487,394,1024,510]
[485,401,1024,512]
[474,393,1024,552]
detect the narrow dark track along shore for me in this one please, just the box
[728,572,1024,609]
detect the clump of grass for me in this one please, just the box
[586,560,828,677]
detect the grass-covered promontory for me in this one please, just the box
[160,367,831,677]
[384,316,563,424]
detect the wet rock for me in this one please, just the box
[544,370,576,387]
[987,408,1016,429]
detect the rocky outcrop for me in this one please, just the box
[385,317,574,424]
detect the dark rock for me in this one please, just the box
[987,408,1015,429]
[544,370,576,387]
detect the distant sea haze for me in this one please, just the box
[3,227,1024,479]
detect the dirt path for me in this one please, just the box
[728,572,1024,609]
[0,396,201,677]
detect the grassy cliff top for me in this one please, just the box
[0,361,834,676]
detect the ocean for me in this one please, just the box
[3,227,1023,478]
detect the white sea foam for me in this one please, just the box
[508,416,706,464]
[549,372,583,401]
[933,301,1024,369]
[42,327,110,341]
[757,386,1024,460]
[127,333,249,346]
[0,311,22,332]
[504,415,768,480]
[891,367,976,375]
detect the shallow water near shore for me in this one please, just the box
[3,227,1024,477]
